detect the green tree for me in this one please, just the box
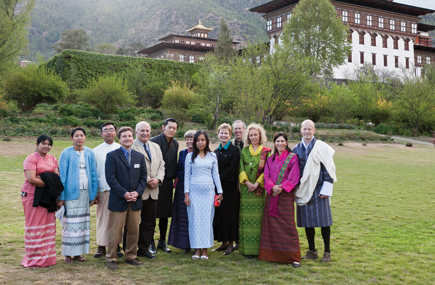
[77,74,136,114]
[51,29,91,53]
[214,18,237,62]
[95,43,117,55]
[116,42,146,57]
[322,83,356,123]
[0,0,35,75]
[282,0,351,77]
[2,63,69,112]
[394,79,435,134]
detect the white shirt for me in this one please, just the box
[93,142,120,192]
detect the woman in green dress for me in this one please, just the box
[238,123,270,257]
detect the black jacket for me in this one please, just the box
[214,143,240,182]
[33,172,64,212]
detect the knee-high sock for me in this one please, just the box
[321,226,330,253]
[305,227,316,252]
[159,218,168,241]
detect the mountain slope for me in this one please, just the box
[27,0,269,60]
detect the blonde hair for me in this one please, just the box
[217,123,232,134]
[244,123,267,146]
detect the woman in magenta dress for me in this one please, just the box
[258,132,301,267]
[21,135,59,267]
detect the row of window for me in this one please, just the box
[192,33,209,38]
[267,13,291,31]
[416,55,431,64]
[354,33,410,50]
[340,10,417,34]
[350,52,409,68]
[173,39,213,47]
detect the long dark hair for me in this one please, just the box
[272,132,291,161]
[191,130,211,162]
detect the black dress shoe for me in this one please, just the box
[223,247,235,256]
[183,248,191,253]
[149,240,157,254]
[233,243,239,250]
[157,240,172,253]
[125,258,143,266]
[137,250,157,259]
[116,244,123,258]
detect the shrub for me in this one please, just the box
[78,74,136,114]
[192,114,205,124]
[149,112,163,121]
[60,116,81,127]
[2,64,69,112]
[161,81,200,121]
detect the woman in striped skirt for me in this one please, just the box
[258,132,301,267]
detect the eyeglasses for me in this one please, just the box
[102,129,116,133]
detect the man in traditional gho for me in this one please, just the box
[149,118,179,253]
[293,119,337,263]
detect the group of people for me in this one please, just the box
[20,118,337,270]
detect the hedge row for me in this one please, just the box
[44,50,200,88]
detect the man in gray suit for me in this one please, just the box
[132,121,165,259]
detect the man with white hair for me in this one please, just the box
[231,120,246,150]
[132,121,165,260]
[292,119,337,263]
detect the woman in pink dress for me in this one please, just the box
[21,135,59,267]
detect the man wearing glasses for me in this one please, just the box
[93,122,123,259]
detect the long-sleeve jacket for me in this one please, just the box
[58,146,98,202]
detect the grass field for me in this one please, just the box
[0,138,434,284]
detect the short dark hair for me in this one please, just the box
[36,135,53,146]
[163,118,178,128]
[100,122,117,132]
[117,126,134,139]
[71,127,86,137]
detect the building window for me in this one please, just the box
[342,11,348,22]
[427,57,431,64]
[395,56,399,68]
[367,15,372,26]
[287,13,292,23]
[348,51,352,63]
[404,40,409,51]
[383,55,388,67]
[371,34,376,46]
[277,17,282,28]
[405,57,409,69]
[186,41,190,44]
[372,53,376,65]
[179,55,184,62]
[382,36,388,48]
[393,38,398,49]
[390,19,395,30]
[417,56,422,64]
[379,17,384,28]
[360,52,364,64]
[359,33,364,45]
[189,56,194,63]
[256,56,261,64]
[267,20,272,31]
[355,13,360,24]
[199,56,204,61]
[206,43,210,47]
[191,42,195,45]
[401,21,406,32]
[412,23,417,34]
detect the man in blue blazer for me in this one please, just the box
[105,126,147,270]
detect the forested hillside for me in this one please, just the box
[27,0,269,60]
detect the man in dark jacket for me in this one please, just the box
[105,127,147,270]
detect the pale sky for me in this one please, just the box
[394,0,435,10]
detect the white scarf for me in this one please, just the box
[295,140,337,206]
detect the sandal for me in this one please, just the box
[191,255,200,260]
[212,244,228,252]
[200,255,209,260]
[72,256,87,262]
[63,256,73,264]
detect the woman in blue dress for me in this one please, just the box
[184,131,223,260]
[168,130,196,252]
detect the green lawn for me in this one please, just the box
[0,139,434,284]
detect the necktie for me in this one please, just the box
[126,151,131,166]
[144,144,152,162]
